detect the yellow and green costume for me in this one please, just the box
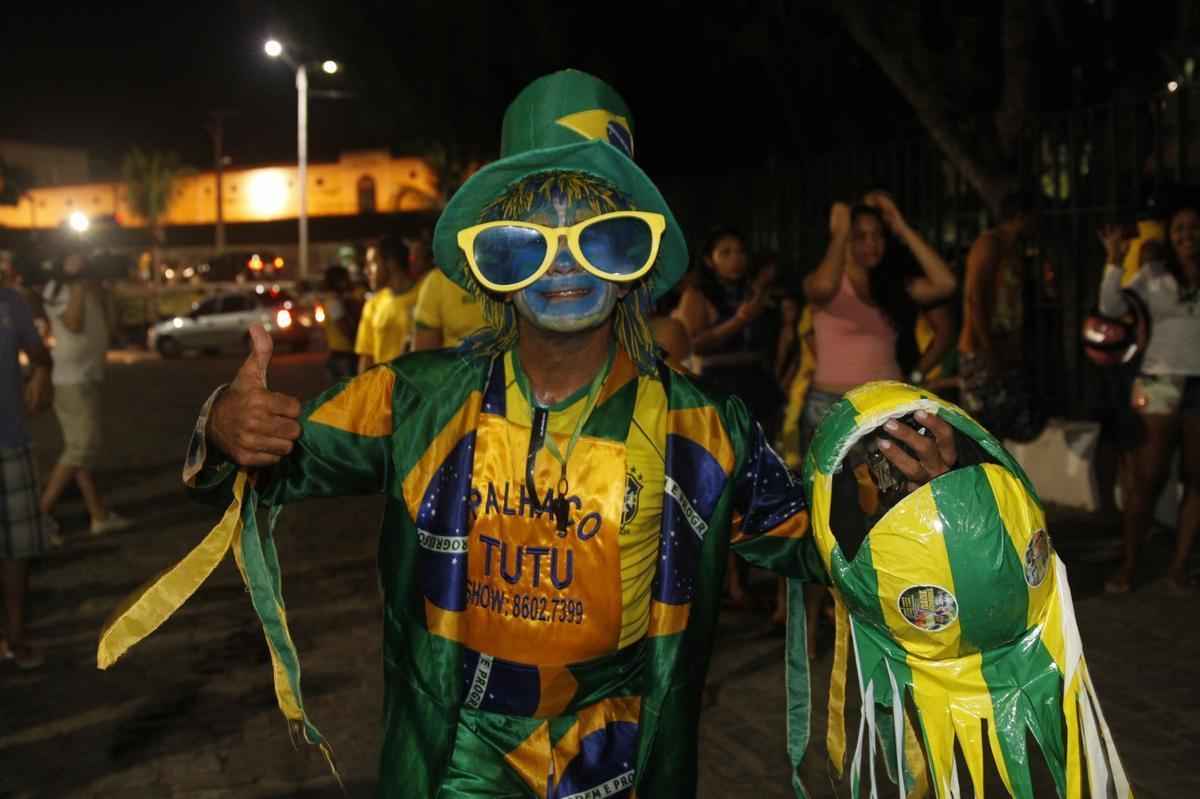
[96,66,818,799]
[803,382,1131,799]
[98,344,820,798]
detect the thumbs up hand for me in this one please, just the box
[207,324,303,466]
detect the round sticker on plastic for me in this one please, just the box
[897,585,959,632]
[1024,530,1050,587]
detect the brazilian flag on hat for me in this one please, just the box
[800,381,1132,799]
[433,69,688,300]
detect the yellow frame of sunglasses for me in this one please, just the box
[456,210,667,293]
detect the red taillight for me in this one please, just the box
[314,304,326,323]
[276,308,293,329]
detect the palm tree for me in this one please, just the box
[122,149,189,279]
[423,141,470,208]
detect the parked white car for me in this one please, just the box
[147,288,316,357]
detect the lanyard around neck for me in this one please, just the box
[516,344,613,523]
[540,352,610,485]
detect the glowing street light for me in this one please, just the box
[1168,80,1180,93]
[68,211,90,233]
[262,39,340,279]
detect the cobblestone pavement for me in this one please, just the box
[2,353,1197,798]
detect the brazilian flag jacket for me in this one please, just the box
[133,347,822,797]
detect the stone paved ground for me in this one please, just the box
[2,353,1197,798]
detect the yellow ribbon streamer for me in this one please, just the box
[826,588,850,778]
[98,471,248,669]
[97,469,345,793]
[902,711,931,799]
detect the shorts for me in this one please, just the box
[1,446,49,560]
[1132,374,1200,416]
[958,352,1046,442]
[54,381,103,468]
[798,387,842,458]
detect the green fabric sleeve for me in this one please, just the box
[723,395,827,583]
[256,375,395,505]
[184,370,401,509]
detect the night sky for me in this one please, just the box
[0,1,1181,181]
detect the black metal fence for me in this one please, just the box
[658,84,1199,420]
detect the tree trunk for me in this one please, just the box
[837,1,1016,215]
[995,0,1036,155]
[151,217,164,282]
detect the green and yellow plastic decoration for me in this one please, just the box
[803,381,1131,799]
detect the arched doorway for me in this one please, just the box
[357,175,377,213]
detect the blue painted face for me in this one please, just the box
[510,190,625,334]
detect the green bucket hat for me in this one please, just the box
[432,69,688,300]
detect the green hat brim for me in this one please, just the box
[433,139,687,301]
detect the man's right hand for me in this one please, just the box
[207,325,302,467]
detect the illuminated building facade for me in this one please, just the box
[0,149,441,230]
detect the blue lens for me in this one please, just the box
[578,216,653,276]
[473,226,548,286]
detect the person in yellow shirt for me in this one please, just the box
[911,301,958,388]
[355,236,428,372]
[776,299,814,471]
[411,268,488,350]
[1121,218,1165,284]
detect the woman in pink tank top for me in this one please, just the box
[793,191,957,651]
[803,192,957,405]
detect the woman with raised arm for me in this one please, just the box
[1098,204,1200,595]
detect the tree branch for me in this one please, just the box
[837,1,1013,213]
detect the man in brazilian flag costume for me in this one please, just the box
[95,70,1124,798]
[97,69,840,798]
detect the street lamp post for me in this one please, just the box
[296,62,308,280]
[264,38,337,281]
[206,110,235,256]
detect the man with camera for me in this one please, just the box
[39,251,131,539]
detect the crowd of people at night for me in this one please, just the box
[0,66,1192,799]
[4,172,1200,670]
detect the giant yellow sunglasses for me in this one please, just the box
[456,210,666,293]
